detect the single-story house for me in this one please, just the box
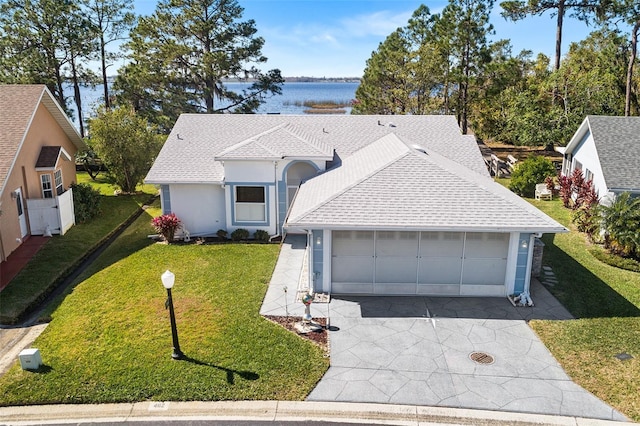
[560,115,640,204]
[0,85,86,263]
[145,114,566,298]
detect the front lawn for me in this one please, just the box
[521,195,640,421]
[0,200,328,404]
[0,173,155,324]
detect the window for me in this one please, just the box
[41,174,53,199]
[573,160,583,171]
[584,168,593,182]
[235,186,266,222]
[54,169,63,195]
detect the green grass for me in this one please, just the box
[0,200,328,404]
[0,173,156,323]
[495,179,640,421]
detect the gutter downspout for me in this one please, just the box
[271,160,281,241]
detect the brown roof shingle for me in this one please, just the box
[0,85,46,194]
[0,85,84,195]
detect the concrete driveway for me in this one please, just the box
[307,293,626,421]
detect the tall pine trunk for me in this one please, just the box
[625,21,639,116]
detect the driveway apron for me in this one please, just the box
[308,293,626,421]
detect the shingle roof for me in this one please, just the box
[0,85,84,195]
[586,116,640,191]
[35,146,62,169]
[216,123,334,160]
[145,114,488,184]
[286,134,566,233]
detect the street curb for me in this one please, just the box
[0,401,636,425]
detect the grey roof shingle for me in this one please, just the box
[286,134,566,232]
[586,116,640,191]
[145,114,488,184]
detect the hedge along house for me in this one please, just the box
[0,85,85,263]
[145,114,566,298]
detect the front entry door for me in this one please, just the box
[15,187,28,238]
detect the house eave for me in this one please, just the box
[284,222,568,234]
[609,187,640,194]
[144,179,224,185]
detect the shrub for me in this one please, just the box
[589,246,640,272]
[151,213,181,243]
[231,228,249,241]
[254,229,270,242]
[70,183,102,223]
[508,156,556,197]
[599,192,640,259]
[216,229,228,240]
[572,206,599,236]
[558,173,573,208]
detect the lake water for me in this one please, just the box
[78,81,360,117]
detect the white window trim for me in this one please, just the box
[41,174,53,199]
[234,186,266,223]
[54,169,63,196]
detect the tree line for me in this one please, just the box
[0,0,283,135]
[2,0,639,147]
[354,0,640,146]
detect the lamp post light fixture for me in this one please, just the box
[161,270,183,360]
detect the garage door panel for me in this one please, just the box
[376,256,418,283]
[420,232,464,257]
[418,258,462,284]
[374,283,416,295]
[332,256,374,283]
[462,258,507,285]
[333,230,374,256]
[465,232,509,257]
[376,231,418,256]
[332,282,373,294]
[460,285,505,297]
[417,284,461,295]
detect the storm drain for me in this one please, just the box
[470,352,495,365]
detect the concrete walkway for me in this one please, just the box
[260,235,627,422]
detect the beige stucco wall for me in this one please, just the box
[0,103,79,262]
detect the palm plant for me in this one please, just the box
[599,192,640,258]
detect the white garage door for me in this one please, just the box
[331,230,509,296]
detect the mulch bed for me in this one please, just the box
[264,315,328,351]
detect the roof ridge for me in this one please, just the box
[215,124,286,158]
[288,140,411,223]
[282,123,333,156]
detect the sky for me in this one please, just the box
[130,0,601,78]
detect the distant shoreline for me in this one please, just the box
[104,76,361,84]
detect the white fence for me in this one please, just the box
[27,188,75,236]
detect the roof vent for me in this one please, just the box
[378,120,384,126]
[411,144,428,155]
[389,123,396,128]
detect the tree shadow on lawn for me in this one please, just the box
[542,234,640,319]
[181,355,259,384]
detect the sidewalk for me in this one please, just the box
[0,400,636,425]
[0,236,49,292]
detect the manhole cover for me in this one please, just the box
[470,352,494,364]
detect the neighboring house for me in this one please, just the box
[146,114,565,298]
[560,115,640,204]
[0,85,86,263]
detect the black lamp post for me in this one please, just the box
[161,270,183,360]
